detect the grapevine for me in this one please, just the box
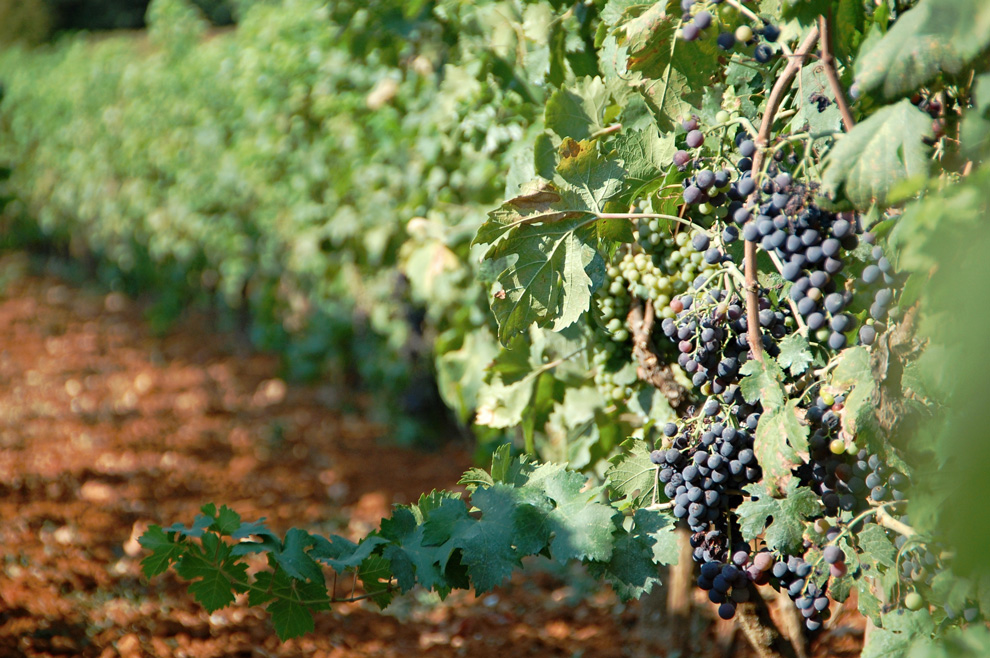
[1,0,987,655]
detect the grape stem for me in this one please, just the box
[722,0,763,26]
[589,123,622,139]
[765,251,809,335]
[744,26,821,364]
[877,505,915,537]
[598,212,712,235]
[817,11,856,132]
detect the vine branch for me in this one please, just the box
[745,26,820,363]
[627,298,689,410]
[817,12,855,132]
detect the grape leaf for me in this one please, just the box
[632,508,679,567]
[857,523,897,569]
[379,507,450,593]
[795,62,842,136]
[545,76,609,140]
[961,73,990,162]
[214,505,242,536]
[776,333,813,376]
[445,484,527,592]
[267,598,315,642]
[588,533,659,601]
[613,126,674,194]
[310,534,388,572]
[139,525,185,577]
[540,469,615,562]
[862,609,935,658]
[174,551,247,613]
[739,357,785,411]
[855,0,990,100]
[605,439,658,508]
[483,214,604,343]
[821,100,934,208]
[554,138,625,212]
[736,481,820,554]
[755,399,810,486]
[273,528,324,583]
[474,181,591,247]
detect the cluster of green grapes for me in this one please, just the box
[591,342,637,407]
[597,227,717,340]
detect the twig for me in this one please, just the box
[590,123,622,139]
[627,298,689,410]
[744,26,821,364]
[817,12,855,132]
[722,0,762,25]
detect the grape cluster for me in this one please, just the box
[660,281,791,415]
[859,235,900,336]
[652,416,763,534]
[730,173,870,349]
[677,0,781,63]
[697,559,754,620]
[591,342,636,407]
[798,393,910,516]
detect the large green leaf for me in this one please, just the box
[483,214,605,343]
[855,0,990,100]
[736,481,820,554]
[545,76,610,140]
[821,99,934,208]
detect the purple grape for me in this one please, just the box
[687,129,705,148]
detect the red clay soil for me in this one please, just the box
[0,255,865,658]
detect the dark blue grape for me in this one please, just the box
[754,44,773,63]
[684,185,703,204]
[717,32,736,50]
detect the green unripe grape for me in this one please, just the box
[845,443,859,456]
[690,251,704,265]
[633,253,647,268]
[612,386,625,400]
[601,306,615,320]
[816,328,830,342]
[609,281,625,295]
[807,287,822,302]
[735,25,754,42]
[904,592,924,611]
[613,329,629,342]
[700,382,713,396]
[626,269,640,283]
[813,518,830,534]
[649,232,662,245]
[656,294,671,308]
[635,284,650,299]
[821,391,836,406]
[675,232,689,247]
[643,274,657,288]
[698,202,713,215]
[657,276,671,290]
[607,318,623,333]
[716,110,730,123]
[829,438,845,455]
[669,251,683,266]
[660,306,676,319]
[649,219,660,232]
